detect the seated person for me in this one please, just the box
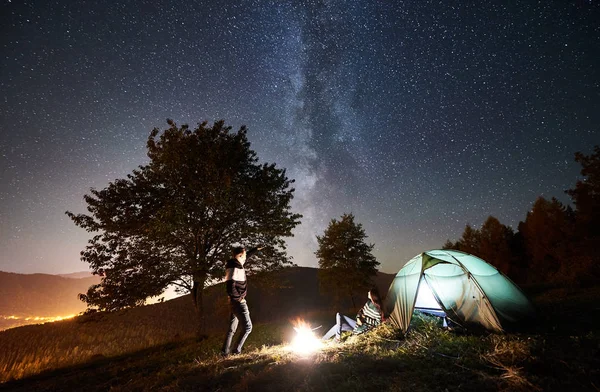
[322,287,384,341]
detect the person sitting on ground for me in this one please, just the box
[322,287,385,341]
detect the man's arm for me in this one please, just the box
[245,246,264,259]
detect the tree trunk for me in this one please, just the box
[192,273,207,337]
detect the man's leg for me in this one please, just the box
[221,309,239,356]
[233,301,252,354]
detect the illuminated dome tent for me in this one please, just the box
[385,249,535,333]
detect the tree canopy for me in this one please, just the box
[443,217,515,276]
[316,213,379,307]
[67,120,301,319]
[518,197,575,283]
[567,145,600,237]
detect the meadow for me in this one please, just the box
[0,279,598,391]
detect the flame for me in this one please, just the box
[289,319,323,355]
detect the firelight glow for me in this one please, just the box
[289,320,323,355]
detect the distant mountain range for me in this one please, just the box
[56,271,97,279]
[0,271,100,318]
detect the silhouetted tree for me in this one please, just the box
[567,145,600,237]
[478,216,515,275]
[507,231,529,284]
[454,224,481,255]
[564,145,600,284]
[442,239,456,249]
[67,120,301,329]
[446,218,516,277]
[518,197,574,283]
[316,213,380,308]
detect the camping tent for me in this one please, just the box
[385,249,535,333]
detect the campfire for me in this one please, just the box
[289,319,323,355]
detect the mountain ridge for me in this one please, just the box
[0,271,101,317]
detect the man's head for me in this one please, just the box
[233,246,247,263]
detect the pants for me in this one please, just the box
[322,312,356,340]
[222,299,252,355]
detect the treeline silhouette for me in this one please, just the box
[444,146,600,286]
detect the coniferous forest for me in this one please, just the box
[444,146,600,286]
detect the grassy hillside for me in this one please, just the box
[0,267,393,381]
[1,309,598,391]
[0,267,598,391]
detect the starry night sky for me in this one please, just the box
[1,0,599,275]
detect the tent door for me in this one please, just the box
[414,277,449,323]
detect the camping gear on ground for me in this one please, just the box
[385,249,535,333]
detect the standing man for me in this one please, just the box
[221,245,263,357]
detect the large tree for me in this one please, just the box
[566,145,600,237]
[517,197,575,283]
[316,213,379,308]
[444,224,481,256]
[455,224,481,256]
[477,216,515,276]
[67,120,301,327]
[564,145,600,284]
[443,217,517,278]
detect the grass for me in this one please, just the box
[1,286,599,391]
[0,307,200,382]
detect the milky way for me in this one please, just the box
[1,0,599,274]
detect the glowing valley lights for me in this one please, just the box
[2,314,77,323]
